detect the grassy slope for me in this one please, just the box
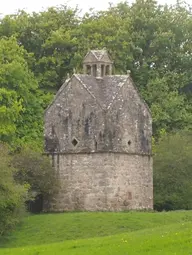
[0,211,192,254]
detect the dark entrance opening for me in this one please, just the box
[105,65,110,75]
[92,64,97,77]
[101,65,105,77]
[86,65,91,75]
[26,194,43,213]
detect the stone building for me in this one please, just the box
[44,49,153,211]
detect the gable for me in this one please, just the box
[44,75,105,153]
[44,78,70,116]
[126,77,151,117]
[100,53,113,63]
[83,50,113,64]
[106,78,152,154]
[83,51,98,63]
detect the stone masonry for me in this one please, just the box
[44,49,153,211]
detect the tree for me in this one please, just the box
[12,147,59,212]
[0,7,79,92]
[153,131,192,211]
[0,144,28,236]
[0,36,44,148]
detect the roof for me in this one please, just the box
[45,74,151,116]
[75,74,128,109]
[83,49,113,64]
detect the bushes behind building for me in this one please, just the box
[12,146,59,212]
[153,131,192,211]
[0,144,28,236]
[0,144,59,236]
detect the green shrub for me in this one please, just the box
[154,131,192,211]
[0,144,28,236]
[12,147,59,211]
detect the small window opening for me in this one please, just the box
[128,140,131,146]
[95,141,97,150]
[86,65,91,75]
[105,65,110,75]
[128,192,132,200]
[92,64,97,77]
[101,65,105,77]
[72,138,78,146]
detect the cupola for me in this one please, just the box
[83,49,113,78]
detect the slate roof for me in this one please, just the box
[75,74,128,109]
[45,73,151,115]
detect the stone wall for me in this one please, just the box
[48,152,153,211]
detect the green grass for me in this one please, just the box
[1,211,192,254]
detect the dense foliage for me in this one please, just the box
[0,144,28,236]
[154,131,192,211]
[0,0,191,227]
[0,144,57,235]
[13,147,59,208]
[0,37,43,149]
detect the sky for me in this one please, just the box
[0,0,191,16]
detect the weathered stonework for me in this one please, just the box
[44,49,153,211]
[49,153,152,211]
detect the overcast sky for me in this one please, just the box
[0,0,191,16]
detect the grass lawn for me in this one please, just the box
[0,211,192,254]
